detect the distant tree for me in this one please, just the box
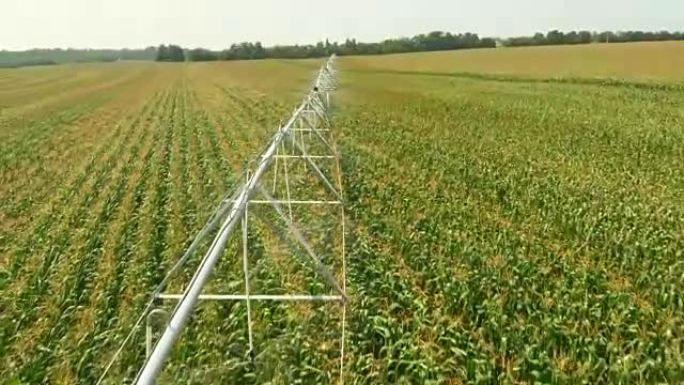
[654,30,673,41]
[503,29,683,47]
[167,45,185,61]
[564,31,579,44]
[0,47,157,67]
[578,31,592,44]
[187,48,218,61]
[533,32,546,45]
[479,38,497,48]
[253,42,266,59]
[2,28,682,68]
[546,30,564,45]
[155,44,184,61]
[593,31,612,43]
[316,41,326,56]
[339,38,358,55]
[156,45,169,61]
[101,29,684,65]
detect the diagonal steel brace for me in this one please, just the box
[257,185,347,301]
[283,131,343,202]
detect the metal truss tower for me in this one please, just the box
[98,55,346,384]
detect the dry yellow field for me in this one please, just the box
[342,41,684,82]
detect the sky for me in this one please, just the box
[1,0,682,50]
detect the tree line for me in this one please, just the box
[159,32,496,62]
[165,29,684,62]
[155,45,186,62]
[502,30,684,47]
[2,29,683,67]
[0,48,157,68]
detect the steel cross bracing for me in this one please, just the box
[96,55,347,384]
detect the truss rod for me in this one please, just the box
[156,294,344,302]
[272,154,335,159]
[292,128,331,132]
[257,185,347,300]
[286,135,343,202]
[302,113,337,156]
[249,199,341,205]
[224,199,341,205]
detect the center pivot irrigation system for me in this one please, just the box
[98,55,348,384]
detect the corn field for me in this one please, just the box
[0,47,683,384]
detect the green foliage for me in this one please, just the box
[216,32,496,61]
[503,29,684,47]
[1,50,683,384]
[335,65,684,384]
[2,29,683,68]
[186,48,219,61]
[155,44,185,62]
[0,47,157,67]
[219,42,267,60]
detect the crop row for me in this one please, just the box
[333,70,684,384]
[7,88,175,383]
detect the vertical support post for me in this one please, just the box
[299,118,308,148]
[324,85,347,385]
[145,320,152,359]
[308,116,313,143]
[308,99,315,143]
[281,141,294,222]
[145,309,168,360]
[272,137,279,193]
[300,107,311,173]
[243,171,255,360]
[300,116,308,173]
[292,108,297,154]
